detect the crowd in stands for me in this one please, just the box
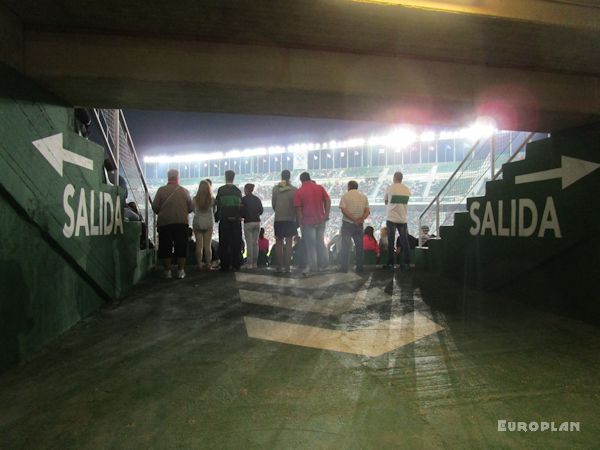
[145,162,473,253]
[150,168,436,278]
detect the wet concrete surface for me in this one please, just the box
[0,268,599,449]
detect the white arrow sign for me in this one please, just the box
[515,156,600,189]
[240,287,388,315]
[235,271,361,289]
[32,133,94,177]
[244,312,444,357]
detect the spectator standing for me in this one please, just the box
[339,180,370,273]
[384,171,411,271]
[192,179,215,271]
[294,172,331,276]
[241,183,263,269]
[215,170,243,271]
[152,169,193,279]
[272,170,298,273]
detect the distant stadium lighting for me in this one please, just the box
[143,121,502,166]
[462,117,497,141]
[390,126,417,150]
[286,156,291,161]
[378,148,385,154]
[224,162,228,166]
[203,163,207,167]
[340,152,345,157]
[420,131,436,142]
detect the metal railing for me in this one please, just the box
[91,109,155,249]
[418,131,547,246]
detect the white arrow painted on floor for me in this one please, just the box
[32,133,94,177]
[240,287,388,315]
[235,271,361,289]
[515,156,600,189]
[244,312,444,357]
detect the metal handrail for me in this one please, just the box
[418,131,538,246]
[91,108,155,250]
[119,110,151,197]
[491,132,534,180]
[118,110,155,248]
[418,137,482,244]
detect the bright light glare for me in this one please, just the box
[461,117,497,141]
[143,121,501,164]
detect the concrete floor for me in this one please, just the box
[1,268,599,449]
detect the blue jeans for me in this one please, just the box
[301,221,328,272]
[243,222,260,267]
[387,221,410,266]
[340,221,364,272]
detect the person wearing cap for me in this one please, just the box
[241,183,264,269]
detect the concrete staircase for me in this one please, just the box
[417,123,600,318]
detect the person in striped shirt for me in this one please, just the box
[384,171,411,271]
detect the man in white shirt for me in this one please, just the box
[384,171,411,271]
[339,180,370,273]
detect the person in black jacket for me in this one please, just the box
[215,170,243,271]
[241,183,264,269]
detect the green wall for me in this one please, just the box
[0,64,152,372]
[0,193,105,371]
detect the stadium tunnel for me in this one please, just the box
[1,1,600,448]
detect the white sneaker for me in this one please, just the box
[176,269,186,279]
[302,269,310,277]
[162,270,172,279]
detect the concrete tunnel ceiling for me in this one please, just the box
[3,0,600,131]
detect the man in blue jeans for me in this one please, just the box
[384,171,412,271]
[293,172,331,276]
[339,180,370,273]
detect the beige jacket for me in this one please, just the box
[152,183,193,227]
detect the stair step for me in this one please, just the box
[485,179,505,197]
[501,157,561,185]
[524,137,554,162]
[453,211,471,229]
[466,195,485,209]
[439,225,456,240]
